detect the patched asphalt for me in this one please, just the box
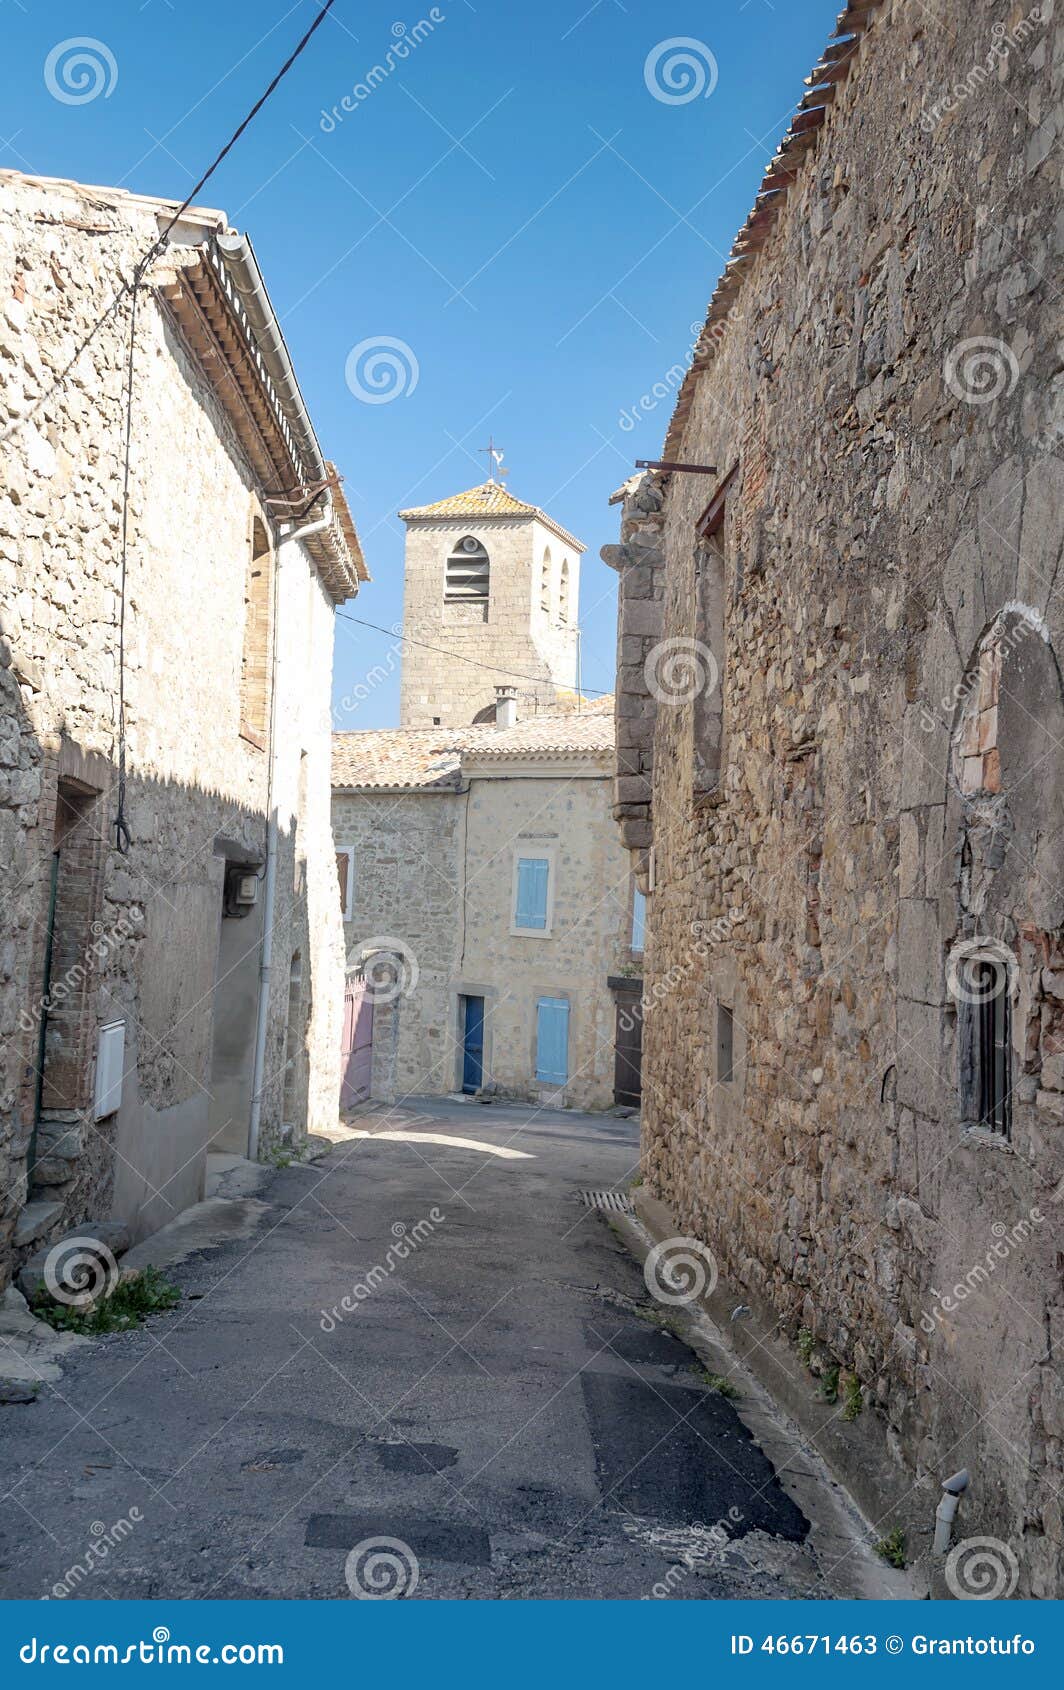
[0,1099,844,1600]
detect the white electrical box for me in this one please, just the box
[93,1021,125,1121]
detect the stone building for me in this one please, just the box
[0,170,366,1289]
[333,698,640,1111]
[398,480,584,726]
[605,1,1064,1596]
[333,477,641,1111]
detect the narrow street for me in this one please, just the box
[0,1102,887,1601]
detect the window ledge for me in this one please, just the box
[510,925,553,940]
[959,1121,1014,1152]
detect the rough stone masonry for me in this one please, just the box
[606,0,1064,1595]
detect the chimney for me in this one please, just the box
[494,684,518,729]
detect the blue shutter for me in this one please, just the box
[536,997,569,1084]
[631,887,646,953]
[515,857,549,930]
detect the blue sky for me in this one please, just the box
[3,0,835,727]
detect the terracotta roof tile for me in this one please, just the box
[333,700,614,791]
[398,481,586,553]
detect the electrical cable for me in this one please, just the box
[104,0,340,852]
[334,610,610,697]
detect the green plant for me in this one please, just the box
[819,1364,840,1404]
[696,1368,738,1399]
[33,1267,180,1335]
[874,1528,907,1570]
[629,1175,643,1189]
[842,1372,863,1422]
[797,1327,815,1368]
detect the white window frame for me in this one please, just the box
[510,847,556,938]
[337,844,355,922]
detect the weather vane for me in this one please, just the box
[479,436,508,484]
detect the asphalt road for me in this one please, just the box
[0,1099,864,1600]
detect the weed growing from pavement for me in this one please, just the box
[695,1368,738,1398]
[33,1267,180,1334]
[797,1327,815,1368]
[874,1527,907,1569]
[819,1363,840,1404]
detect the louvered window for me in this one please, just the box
[445,535,490,602]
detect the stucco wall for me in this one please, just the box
[607,0,1064,1595]
[0,174,343,1281]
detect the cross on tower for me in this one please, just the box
[478,437,507,484]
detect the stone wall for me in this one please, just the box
[0,173,344,1283]
[400,516,580,726]
[333,765,635,1110]
[608,0,1064,1595]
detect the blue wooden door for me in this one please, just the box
[461,995,485,1093]
[536,998,570,1086]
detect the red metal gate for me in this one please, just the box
[340,973,374,1109]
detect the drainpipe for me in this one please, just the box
[933,1469,970,1557]
[247,493,333,1161]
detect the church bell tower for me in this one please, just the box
[397,460,585,728]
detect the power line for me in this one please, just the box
[335,610,611,697]
[102,0,340,851]
[2,0,340,448]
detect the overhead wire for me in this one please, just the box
[334,611,611,699]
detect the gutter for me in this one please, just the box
[213,232,327,494]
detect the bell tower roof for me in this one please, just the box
[399,481,585,553]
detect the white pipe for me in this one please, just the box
[933,1468,970,1557]
[246,493,332,1161]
